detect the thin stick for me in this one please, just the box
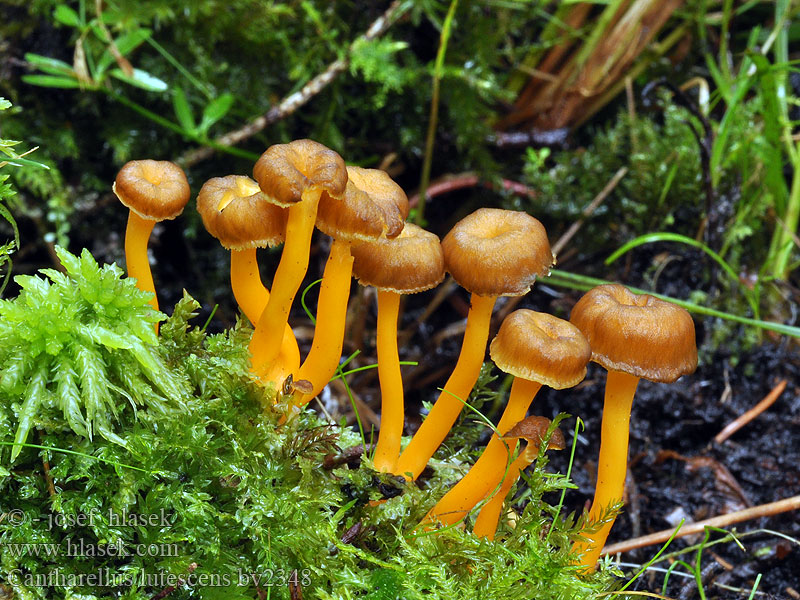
[150,563,198,600]
[714,379,787,444]
[178,1,405,168]
[407,173,537,209]
[551,166,628,257]
[601,494,800,556]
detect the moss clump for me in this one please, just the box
[0,248,624,599]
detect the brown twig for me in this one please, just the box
[601,494,800,556]
[149,562,197,600]
[714,379,788,444]
[407,173,537,210]
[178,1,405,168]
[36,430,57,498]
[550,166,627,257]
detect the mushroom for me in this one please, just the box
[473,415,566,540]
[113,159,191,316]
[248,140,348,378]
[424,310,589,526]
[293,166,407,400]
[196,175,300,377]
[569,284,697,570]
[349,223,445,472]
[394,208,554,480]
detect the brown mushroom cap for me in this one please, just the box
[113,159,191,221]
[441,208,554,297]
[345,166,409,238]
[490,309,591,389]
[569,284,698,383]
[252,139,347,207]
[503,415,566,451]
[351,223,445,294]
[196,175,288,250]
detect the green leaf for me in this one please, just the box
[21,74,82,89]
[172,88,196,134]
[53,5,81,27]
[23,53,75,76]
[197,93,234,135]
[110,68,168,92]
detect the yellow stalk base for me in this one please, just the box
[424,377,542,526]
[249,188,321,377]
[125,211,158,311]
[394,294,497,480]
[372,290,403,473]
[573,369,640,571]
[231,248,300,380]
[473,443,537,540]
[295,240,354,401]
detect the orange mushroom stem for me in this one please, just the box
[394,293,496,479]
[568,284,697,571]
[125,212,158,311]
[294,239,354,398]
[113,159,190,329]
[248,140,347,380]
[572,369,638,567]
[424,310,589,527]
[349,222,444,473]
[395,209,555,480]
[473,416,566,540]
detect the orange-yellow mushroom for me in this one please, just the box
[424,310,588,527]
[394,209,554,480]
[113,159,190,316]
[248,140,347,379]
[294,166,408,401]
[472,416,565,540]
[350,223,445,472]
[196,175,300,378]
[569,284,697,571]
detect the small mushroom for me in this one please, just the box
[248,140,347,378]
[394,208,554,480]
[113,159,190,317]
[349,223,445,472]
[294,166,407,400]
[569,284,697,570]
[196,175,300,377]
[472,415,565,540]
[424,310,588,526]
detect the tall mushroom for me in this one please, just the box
[113,159,191,315]
[569,284,697,570]
[394,208,554,480]
[424,310,589,526]
[196,175,300,377]
[349,223,445,472]
[472,415,565,540]
[248,140,347,378]
[293,166,407,400]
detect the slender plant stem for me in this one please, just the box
[415,0,459,226]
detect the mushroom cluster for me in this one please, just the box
[112,140,697,569]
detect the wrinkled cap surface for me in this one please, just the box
[253,139,347,207]
[490,309,590,389]
[196,175,287,250]
[351,223,445,294]
[346,166,408,238]
[317,166,408,242]
[503,415,565,451]
[113,159,191,220]
[441,208,554,297]
[569,284,698,383]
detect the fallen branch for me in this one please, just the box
[178,1,405,168]
[601,494,800,556]
[714,378,788,444]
